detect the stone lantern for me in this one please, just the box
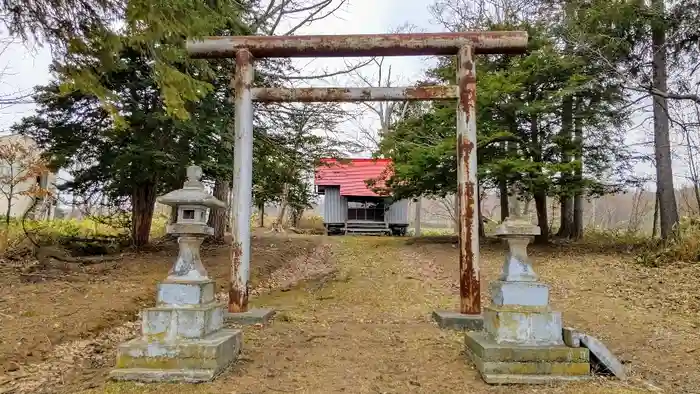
[464,187,590,384]
[110,164,242,383]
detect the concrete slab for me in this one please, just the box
[142,302,225,340]
[490,280,549,307]
[111,328,242,383]
[483,305,563,346]
[480,373,592,385]
[562,327,626,380]
[432,310,484,331]
[157,279,215,306]
[465,331,591,384]
[110,368,221,383]
[225,308,276,326]
[562,326,582,347]
[465,331,588,363]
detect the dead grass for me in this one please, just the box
[407,241,700,393]
[2,235,698,393]
[0,231,319,375]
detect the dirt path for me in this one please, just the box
[82,237,652,394]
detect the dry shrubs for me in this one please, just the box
[584,217,700,266]
[636,217,700,266]
[295,214,325,233]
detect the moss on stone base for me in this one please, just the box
[465,331,589,363]
[110,329,242,383]
[465,331,591,384]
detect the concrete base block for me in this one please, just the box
[142,302,225,340]
[110,368,221,383]
[465,331,590,384]
[225,308,276,326]
[484,305,563,346]
[157,279,215,306]
[110,329,242,383]
[490,281,549,307]
[478,373,592,385]
[432,310,484,331]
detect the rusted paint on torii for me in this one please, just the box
[252,86,458,102]
[186,31,528,315]
[456,46,480,314]
[187,32,528,58]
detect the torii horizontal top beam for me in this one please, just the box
[187,31,528,59]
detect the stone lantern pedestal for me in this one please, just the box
[110,165,242,383]
[464,214,590,384]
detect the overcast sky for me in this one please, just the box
[0,0,668,190]
[0,0,437,131]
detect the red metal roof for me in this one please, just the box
[315,158,392,197]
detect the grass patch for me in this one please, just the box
[0,214,169,256]
[579,217,700,266]
[250,212,326,234]
[408,227,455,236]
[295,214,325,232]
[634,217,700,266]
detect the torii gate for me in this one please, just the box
[186,32,529,322]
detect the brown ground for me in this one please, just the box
[2,235,699,393]
[0,231,319,374]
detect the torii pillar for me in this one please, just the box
[186,32,529,328]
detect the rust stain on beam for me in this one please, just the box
[252,86,458,102]
[456,46,480,316]
[187,31,528,59]
[228,241,248,313]
[229,48,254,314]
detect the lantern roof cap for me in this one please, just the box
[157,165,226,209]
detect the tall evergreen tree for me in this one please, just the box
[374,23,635,243]
[2,0,352,122]
[13,45,232,246]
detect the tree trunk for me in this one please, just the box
[169,173,185,225]
[558,198,574,238]
[530,112,548,243]
[692,106,700,213]
[534,191,549,244]
[652,190,660,238]
[557,96,574,238]
[572,103,584,239]
[291,208,303,227]
[683,125,700,213]
[5,185,12,226]
[478,184,485,238]
[1,190,10,251]
[453,193,459,234]
[258,203,265,227]
[273,183,289,232]
[499,177,509,222]
[208,178,229,243]
[651,0,679,240]
[131,182,158,248]
[414,197,422,236]
[170,205,179,224]
[573,195,584,239]
[549,199,556,233]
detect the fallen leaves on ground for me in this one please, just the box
[1,235,698,393]
[0,232,326,394]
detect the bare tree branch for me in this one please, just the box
[252,0,350,36]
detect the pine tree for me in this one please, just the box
[375,23,634,243]
[13,45,232,246]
